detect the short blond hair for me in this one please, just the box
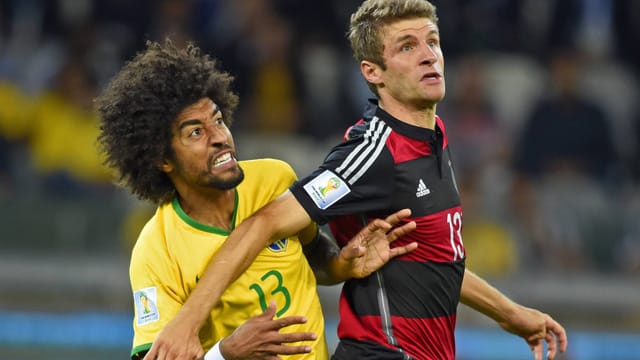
[348,0,438,94]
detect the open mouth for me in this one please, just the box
[213,152,234,167]
[422,72,441,80]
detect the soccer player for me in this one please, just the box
[96,40,418,360]
[146,1,569,359]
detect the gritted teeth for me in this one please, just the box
[213,152,232,167]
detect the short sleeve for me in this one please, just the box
[290,118,395,224]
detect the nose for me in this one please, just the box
[419,43,437,65]
[205,122,230,147]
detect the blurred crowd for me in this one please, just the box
[0,0,639,275]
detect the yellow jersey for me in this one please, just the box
[129,159,328,359]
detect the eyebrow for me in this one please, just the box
[395,29,439,43]
[178,104,220,130]
[211,104,220,118]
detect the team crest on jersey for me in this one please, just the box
[134,287,159,326]
[268,238,288,252]
[303,170,350,210]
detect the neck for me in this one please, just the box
[378,96,437,129]
[175,186,236,231]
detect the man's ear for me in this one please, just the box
[158,159,173,173]
[361,60,383,86]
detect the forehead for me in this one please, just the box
[383,18,438,41]
[176,98,216,122]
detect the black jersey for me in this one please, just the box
[289,100,465,360]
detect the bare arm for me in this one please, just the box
[137,303,315,360]
[459,269,517,321]
[185,191,310,328]
[460,269,568,360]
[144,191,311,360]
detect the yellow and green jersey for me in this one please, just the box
[129,159,328,359]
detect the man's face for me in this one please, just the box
[163,97,244,191]
[377,18,445,108]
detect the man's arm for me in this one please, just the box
[301,228,340,284]
[214,302,316,360]
[460,269,568,360]
[303,209,417,285]
[137,303,316,360]
[144,191,314,360]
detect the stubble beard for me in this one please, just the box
[208,165,245,190]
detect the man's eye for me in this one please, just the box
[401,44,413,52]
[189,128,202,137]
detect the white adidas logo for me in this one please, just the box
[416,179,431,197]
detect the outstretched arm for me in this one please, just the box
[304,209,417,285]
[459,269,568,360]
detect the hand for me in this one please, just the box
[220,302,317,360]
[339,208,417,278]
[143,310,204,360]
[498,305,568,360]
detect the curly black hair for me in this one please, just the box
[96,39,239,204]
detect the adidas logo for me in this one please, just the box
[416,179,431,197]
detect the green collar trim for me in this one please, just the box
[172,190,238,235]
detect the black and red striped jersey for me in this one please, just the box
[289,100,466,360]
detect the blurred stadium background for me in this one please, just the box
[0,0,639,359]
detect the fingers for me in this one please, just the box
[258,327,316,357]
[388,241,418,258]
[266,314,308,331]
[361,208,413,237]
[365,218,392,235]
[386,221,416,243]
[384,208,412,226]
[338,244,366,261]
[544,315,568,359]
[257,301,278,320]
[364,211,415,240]
[530,339,543,360]
[261,343,313,357]
[276,331,317,345]
[527,315,567,360]
[546,316,568,353]
[545,331,556,360]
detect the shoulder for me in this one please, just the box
[240,158,296,178]
[130,205,169,263]
[343,119,366,141]
[327,117,392,163]
[343,118,387,141]
[238,159,297,196]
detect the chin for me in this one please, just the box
[427,90,446,104]
[211,166,245,190]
